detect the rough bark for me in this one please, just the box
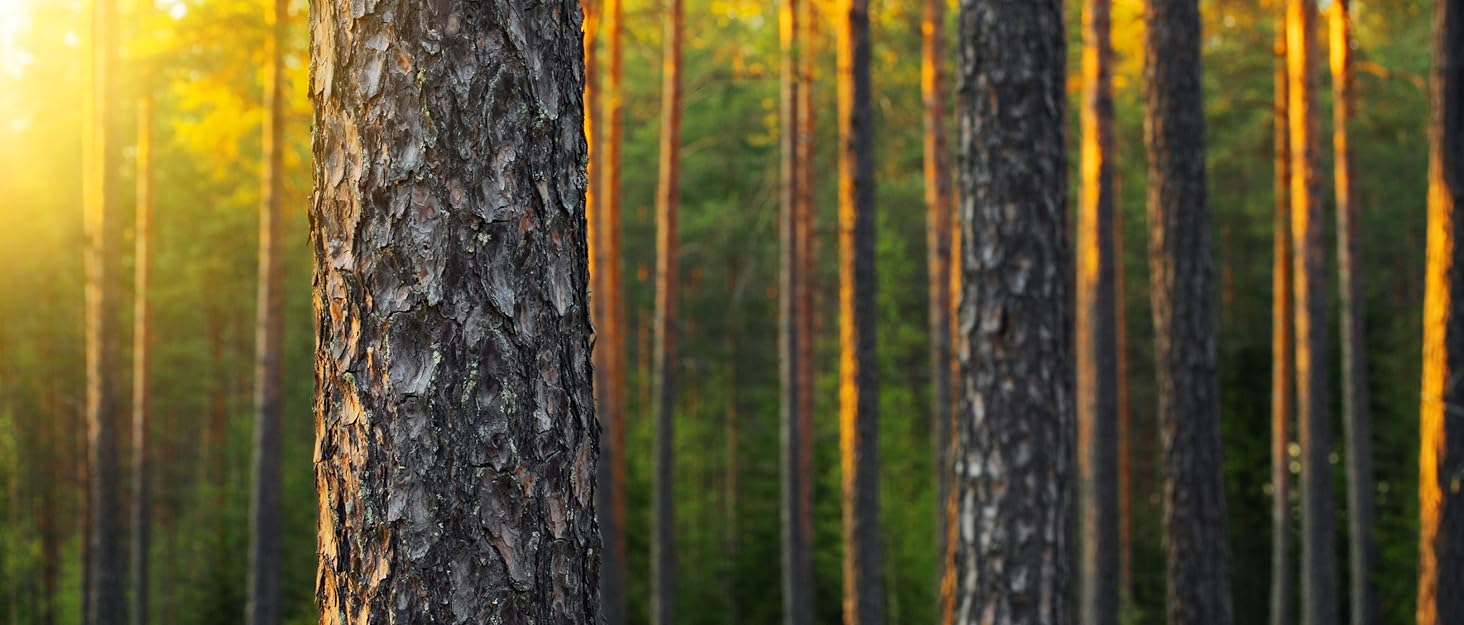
[84,0,125,620]
[953,2,1070,624]
[308,2,601,624]
[1143,2,1233,625]
[1328,5,1378,625]
[1418,0,1464,622]
[836,2,882,624]
[247,2,286,625]
[132,92,153,625]
[1078,0,1119,623]
[1270,18,1294,625]
[652,1,683,623]
[1284,3,1337,625]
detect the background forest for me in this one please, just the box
[0,0,1437,624]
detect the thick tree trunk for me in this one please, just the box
[836,2,882,624]
[1144,2,1233,625]
[652,1,683,623]
[1418,0,1464,622]
[1328,5,1378,625]
[1270,18,1294,625]
[309,2,601,624]
[1078,0,1119,624]
[84,0,125,620]
[131,92,153,625]
[953,2,1069,624]
[1284,3,1337,625]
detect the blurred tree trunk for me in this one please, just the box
[953,2,1069,624]
[1115,194,1132,620]
[1418,0,1464,622]
[836,1,882,623]
[1077,0,1119,623]
[84,0,125,620]
[1270,17,1294,625]
[1328,5,1378,625]
[309,1,600,623]
[652,1,683,623]
[1144,2,1233,625]
[131,92,153,625]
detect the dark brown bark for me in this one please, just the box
[1418,0,1464,622]
[84,0,125,620]
[953,2,1069,624]
[309,2,601,624]
[836,2,882,624]
[1328,5,1378,625]
[132,92,153,625]
[1271,18,1294,625]
[1143,2,1233,625]
[1078,0,1119,623]
[1285,3,1337,624]
[247,2,285,624]
[652,1,683,623]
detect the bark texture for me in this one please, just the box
[1078,1,1119,623]
[132,92,153,625]
[1419,0,1464,622]
[652,1,683,623]
[1270,19,1294,625]
[836,1,882,624]
[954,2,1070,624]
[308,2,601,624]
[248,2,286,625]
[84,0,125,620]
[1143,2,1233,625]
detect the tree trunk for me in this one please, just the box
[836,2,882,624]
[1328,5,1378,625]
[309,2,601,623]
[1144,2,1233,625]
[1284,3,1337,625]
[84,0,125,619]
[953,2,1069,624]
[132,92,153,625]
[653,1,683,623]
[1115,196,1132,620]
[1270,17,1294,625]
[1078,0,1119,623]
[1418,0,1464,622]
[795,11,817,618]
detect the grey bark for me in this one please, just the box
[309,2,601,624]
[1142,2,1233,625]
[953,2,1071,624]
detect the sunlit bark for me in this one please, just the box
[1270,17,1294,625]
[652,2,683,623]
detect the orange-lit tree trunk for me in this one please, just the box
[84,0,125,620]
[954,3,1069,624]
[1145,1,1233,624]
[652,1,683,623]
[1270,17,1294,625]
[309,1,601,622]
[1329,5,1378,625]
[131,92,153,625]
[1418,0,1464,622]
[1286,2,1337,624]
[836,1,883,624]
[1078,0,1119,624]
[247,2,285,625]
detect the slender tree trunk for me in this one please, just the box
[954,3,1069,624]
[1144,2,1233,625]
[795,10,817,613]
[836,2,882,624]
[1270,17,1294,625]
[84,0,125,620]
[131,92,153,625]
[309,2,601,623]
[1418,0,1464,622]
[652,1,683,623]
[1078,0,1119,623]
[1327,5,1378,625]
[1114,196,1132,619]
[1284,3,1337,625]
